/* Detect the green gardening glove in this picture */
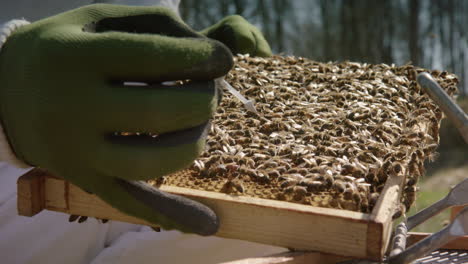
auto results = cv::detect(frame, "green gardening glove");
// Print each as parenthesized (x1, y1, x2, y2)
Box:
(0, 4, 234, 235)
(201, 15, 272, 57)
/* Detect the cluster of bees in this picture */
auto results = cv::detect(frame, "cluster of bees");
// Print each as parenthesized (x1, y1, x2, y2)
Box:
(155, 55, 458, 214)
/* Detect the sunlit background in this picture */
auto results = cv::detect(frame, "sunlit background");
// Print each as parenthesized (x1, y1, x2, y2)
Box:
(181, 0, 468, 232)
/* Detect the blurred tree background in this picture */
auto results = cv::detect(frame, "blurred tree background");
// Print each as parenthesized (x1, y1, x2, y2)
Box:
(181, 0, 468, 95)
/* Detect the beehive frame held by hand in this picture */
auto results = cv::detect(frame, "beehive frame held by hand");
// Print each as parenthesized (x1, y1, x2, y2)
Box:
(17, 166, 405, 261)
(17, 56, 458, 260)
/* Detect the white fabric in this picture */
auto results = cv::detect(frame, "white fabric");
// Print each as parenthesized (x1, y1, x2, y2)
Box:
(0, 163, 283, 263)
(0, 1, 285, 263)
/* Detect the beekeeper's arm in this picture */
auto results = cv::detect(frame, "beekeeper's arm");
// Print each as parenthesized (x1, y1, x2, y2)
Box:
(0, 4, 230, 235)
(0, 3, 271, 236)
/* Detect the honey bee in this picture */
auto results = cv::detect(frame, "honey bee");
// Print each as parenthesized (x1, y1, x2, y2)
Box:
(403, 187, 418, 211)
(193, 160, 205, 172)
(266, 169, 281, 179)
(243, 168, 256, 179)
(332, 180, 346, 193)
(395, 137, 419, 147)
(99, 218, 109, 224)
(151, 227, 161, 232)
(222, 180, 245, 194)
(256, 172, 271, 183)
(206, 139, 219, 147)
(236, 136, 250, 145)
(78, 216, 88, 223)
(214, 163, 227, 175)
(352, 192, 362, 204)
(153, 176, 166, 187)
(284, 186, 308, 201)
(204, 156, 219, 168)
(341, 164, 356, 175)
(275, 166, 288, 174)
(364, 170, 378, 183)
(245, 158, 256, 168)
(407, 131, 425, 139)
(296, 168, 309, 176)
(328, 198, 340, 208)
(433, 108, 443, 120)
(357, 182, 370, 193)
(323, 174, 334, 189)
(263, 160, 279, 169)
(423, 143, 438, 155)
(311, 174, 325, 181)
(299, 179, 324, 192)
(405, 117, 420, 128)
(343, 188, 354, 201)
(392, 204, 406, 220)
(360, 203, 369, 213)
(225, 163, 240, 172)
(369, 193, 380, 207)
(276, 192, 286, 201)
(238, 165, 249, 174)
(280, 179, 298, 189)
(392, 162, 403, 175)
(406, 175, 418, 186)
(68, 215, 79, 222)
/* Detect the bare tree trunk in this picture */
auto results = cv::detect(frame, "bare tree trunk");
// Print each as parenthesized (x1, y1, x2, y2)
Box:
(272, 0, 287, 52)
(409, 0, 421, 65)
(448, 0, 456, 72)
(233, 0, 246, 16)
(218, 0, 230, 17)
(320, 0, 331, 60)
(257, 0, 271, 45)
(339, 1, 348, 60)
(382, 0, 394, 64)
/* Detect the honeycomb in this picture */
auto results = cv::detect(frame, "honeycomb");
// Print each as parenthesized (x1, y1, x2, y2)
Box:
(149, 55, 459, 214)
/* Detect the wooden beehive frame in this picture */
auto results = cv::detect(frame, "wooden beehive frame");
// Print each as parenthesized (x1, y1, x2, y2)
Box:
(17, 165, 406, 261)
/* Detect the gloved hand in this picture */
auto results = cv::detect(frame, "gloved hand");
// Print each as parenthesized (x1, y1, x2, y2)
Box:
(0, 4, 233, 235)
(201, 15, 272, 57)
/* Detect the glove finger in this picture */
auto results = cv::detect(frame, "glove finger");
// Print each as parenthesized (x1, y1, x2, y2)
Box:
(78, 4, 187, 27)
(92, 11, 199, 39)
(47, 30, 233, 82)
(202, 15, 271, 57)
(93, 81, 218, 135)
(220, 26, 271, 57)
(94, 121, 211, 181)
(71, 171, 219, 235)
(115, 179, 219, 236)
(250, 27, 272, 57)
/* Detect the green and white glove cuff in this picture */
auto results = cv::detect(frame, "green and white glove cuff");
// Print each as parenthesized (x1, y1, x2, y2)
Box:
(1, 19, 30, 48)
(0, 19, 32, 168)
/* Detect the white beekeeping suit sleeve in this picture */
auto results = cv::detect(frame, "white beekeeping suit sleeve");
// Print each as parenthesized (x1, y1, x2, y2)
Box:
(90, 228, 283, 264)
(0, 162, 146, 264)
(0, 2, 144, 262)
(0, 1, 285, 263)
